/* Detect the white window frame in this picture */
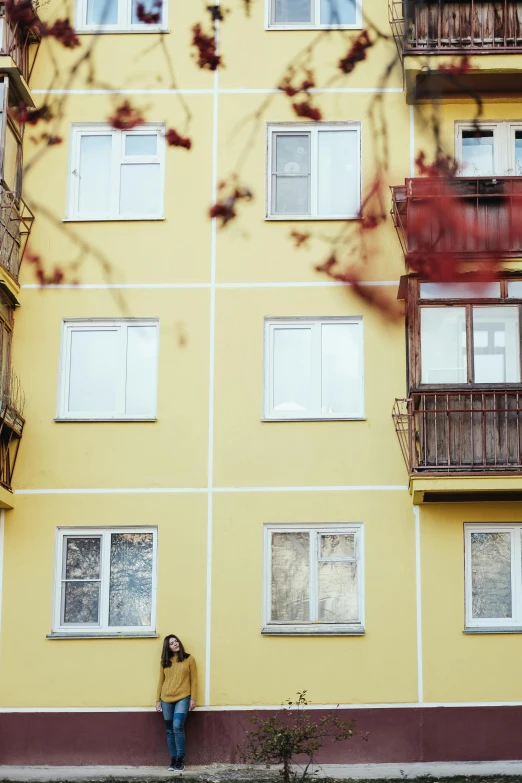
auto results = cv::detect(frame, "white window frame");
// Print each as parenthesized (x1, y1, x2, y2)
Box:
(263, 316, 364, 420)
(266, 0, 362, 29)
(262, 523, 364, 635)
(52, 526, 158, 636)
(266, 122, 361, 220)
(455, 121, 522, 176)
(66, 123, 165, 221)
(56, 318, 160, 421)
(75, 0, 168, 33)
(465, 523, 521, 630)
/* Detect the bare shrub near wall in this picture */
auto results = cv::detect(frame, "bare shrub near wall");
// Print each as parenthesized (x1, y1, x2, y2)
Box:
(239, 691, 364, 783)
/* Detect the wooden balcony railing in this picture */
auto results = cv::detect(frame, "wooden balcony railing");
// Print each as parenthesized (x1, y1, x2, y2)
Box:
(390, 0, 522, 55)
(0, 182, 34, 281)
(391, 177, 522, 261)
(0, 1, 41, 84)
(0, 400, 23, 490)
(393, 391, 522, 474)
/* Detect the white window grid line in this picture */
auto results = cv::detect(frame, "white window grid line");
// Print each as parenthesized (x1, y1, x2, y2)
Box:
(262, 523, 364, 633)
(266, 0, 362, 29)
(53, 527, 158, 634)
(464, 524, 521, 629)
(75, 0, 168, 32)
(266, 123, 361, 220)
(455, 121, 522, 177)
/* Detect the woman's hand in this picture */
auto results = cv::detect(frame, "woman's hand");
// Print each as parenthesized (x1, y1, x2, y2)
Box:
(155, 701, 162, 713)
(189, 699, 196, 711)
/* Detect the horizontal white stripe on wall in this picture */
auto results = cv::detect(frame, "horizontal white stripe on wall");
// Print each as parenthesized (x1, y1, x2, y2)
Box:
(15, 486, 408, 495)
(21, 281, 400, 290)
(31, 88, 403, 96)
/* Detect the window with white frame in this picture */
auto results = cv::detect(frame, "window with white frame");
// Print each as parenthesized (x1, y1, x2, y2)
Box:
(263, 524, 364, 634)
(57, 319, 159, 420)
(267, 0, 360, 28)
(52, 528, 157, 635)
(67, 125, 165, 220)
(75, 0, 166, 32)
(264, 317, 364, 419)
(267, 124, 361, 219)
(456, 122, 522, 176)
(464, 524, 522, 630)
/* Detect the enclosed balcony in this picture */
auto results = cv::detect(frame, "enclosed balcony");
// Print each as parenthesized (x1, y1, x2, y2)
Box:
(0, 182, 34, 283)
(0, 0, 40, 102)
(391, 176, 522, 263)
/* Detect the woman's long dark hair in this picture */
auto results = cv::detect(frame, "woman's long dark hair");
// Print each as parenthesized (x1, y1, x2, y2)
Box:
(161, 634, 190, 668)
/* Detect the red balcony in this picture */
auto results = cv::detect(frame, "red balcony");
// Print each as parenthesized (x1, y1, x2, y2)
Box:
(393, 391, 522, 475)
(391, 176, 522, 262)
(390, 0, 522, 55)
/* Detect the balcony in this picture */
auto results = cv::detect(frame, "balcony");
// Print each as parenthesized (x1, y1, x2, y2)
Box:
(0, 182, 34, 283)
(0, 0, 40, 105)
(391, 176, 522, 263)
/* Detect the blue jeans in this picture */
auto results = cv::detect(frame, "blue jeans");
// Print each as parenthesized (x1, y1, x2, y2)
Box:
(161, 696, 190, 759)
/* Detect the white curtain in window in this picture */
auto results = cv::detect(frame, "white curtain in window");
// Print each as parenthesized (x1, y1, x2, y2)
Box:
(78, 135, 112, 215)
(69, 329, 120, 413)
(317, 130, 358, 216)
(421, 307, 467, 383)
(125, 326, 158, 415)
(273, 327, 313, 412)
(321, 322, 359, 415)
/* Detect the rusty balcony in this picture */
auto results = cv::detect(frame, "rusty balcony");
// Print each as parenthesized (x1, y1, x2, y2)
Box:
(0, 182, 34, 282)
(0, 400, 23, 490)
(0, 0, 41, 86)
(391, 177, 522, 263)
(393, 391, 522, 476)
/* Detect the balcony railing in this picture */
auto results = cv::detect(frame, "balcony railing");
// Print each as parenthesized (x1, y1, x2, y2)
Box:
(391, 177, 522, 261)
(0, 1, 41, 84)
(393, 391, 522, 474)
(390, 0, 522, 55)
(0, 183, 34, 281)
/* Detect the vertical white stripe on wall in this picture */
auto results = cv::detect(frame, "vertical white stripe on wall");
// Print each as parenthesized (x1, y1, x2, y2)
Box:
(414, 505, 424, 704)
(205, 18, 220, 708)
(409, 105, 415, 178)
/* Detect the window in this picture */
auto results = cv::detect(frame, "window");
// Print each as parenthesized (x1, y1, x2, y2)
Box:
(267, 0, 361, 28)
(267, 124, 361, 219)
(52, 528, 157, 635)
(456, 122, 522, 176)
(67, 125, 165, 220)
(75, 0, 167, 32)
(263, 524, 364, 635)
(415, 280, 522, 386)
(57, 319, 159, 420)
(264, 317, 364, 420)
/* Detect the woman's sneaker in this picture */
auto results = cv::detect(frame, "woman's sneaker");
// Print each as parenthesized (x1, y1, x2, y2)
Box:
(175, 757, 185, 771)
(168, 758, 177, 771)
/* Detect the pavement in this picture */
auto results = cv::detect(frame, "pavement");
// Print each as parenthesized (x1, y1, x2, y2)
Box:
(2, 761, 522, 781)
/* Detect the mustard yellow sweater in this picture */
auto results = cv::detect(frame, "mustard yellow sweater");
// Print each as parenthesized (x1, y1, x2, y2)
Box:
(156, 656, 197, 703)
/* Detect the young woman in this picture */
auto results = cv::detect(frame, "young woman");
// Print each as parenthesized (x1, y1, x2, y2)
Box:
(156, 634, 197, 771)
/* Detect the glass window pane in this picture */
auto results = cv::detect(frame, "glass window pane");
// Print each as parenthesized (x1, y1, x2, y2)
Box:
(274, 0, 311, 23)
(65, 537, 101, 579)
(131, 0, 163, 24)
(320, 0, 356, 24)
(271, 532, 310, 622)
(318, 130, 359, 216)
(507, 281, 522, 298)
(68, 329, 120, 414)
(272, 327, 313, 413)
(515, 131, 522, 176)
(321, 322, 359, 415)
(63, 582, 100, 624)
(461, 130, 495, 176)
(109, 533, 154, 627)
(318, 562, 358, 622)
(420, 282, 501, 299)
(78, 136, 112, 215)
(472, 306, 520, 383)
(86, 0, 118, 24)
(273, 134, 310, 215)
(420, 308, 467, 384)
(274, 176, 310, 215)
(275, 134, 310, 174)
(125, 326, 158, 416)
(471, 532, 512, 619)
(320, 533, 355, 558)
(125, 134, 158, 156)
(120, 163, 161, 216)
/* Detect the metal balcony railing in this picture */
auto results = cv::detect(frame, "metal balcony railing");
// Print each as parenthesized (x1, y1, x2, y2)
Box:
(0, 399, 23, 490)
(389, 0, 522, 55)
(391, 177, 522, 261)
(0, 1, 41, 84)
(0, 182, 34, 281)
(393, 391, 522, 474)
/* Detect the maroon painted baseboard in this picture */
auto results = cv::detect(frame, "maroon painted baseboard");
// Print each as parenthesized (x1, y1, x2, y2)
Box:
(1, 706, 522, 766)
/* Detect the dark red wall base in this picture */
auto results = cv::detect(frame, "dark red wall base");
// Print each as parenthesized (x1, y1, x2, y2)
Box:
(2, 706, 522, 766)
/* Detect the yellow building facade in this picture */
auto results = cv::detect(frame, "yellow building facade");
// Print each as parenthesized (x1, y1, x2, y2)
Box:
(1, 0, 522, 766)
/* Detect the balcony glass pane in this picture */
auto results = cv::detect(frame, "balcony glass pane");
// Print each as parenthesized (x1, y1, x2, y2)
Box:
(320, 0, 356, 24)
(507, 280, 522, 298)
(109, 533, 153, 627)
(472, 306, 520, 383)
(420, 282, 500, 300)
(272, 326, 313, 413)
(86, 0, 118, 26)
(317, 130, 359, 216)
(78, 135, 112, 215)
(271, 533, 310, 622)
(516, 131, 522, 176)
(321, 322, 360, 415)
(274, 0, 311, 23)
(461, 130, 494, 176)
(471, 532, 512, 619)
(421, 307, 467, 384)
(125, 326, 157, 416)
(318, 562, 358, 622)
(68, 329, 120, 414)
